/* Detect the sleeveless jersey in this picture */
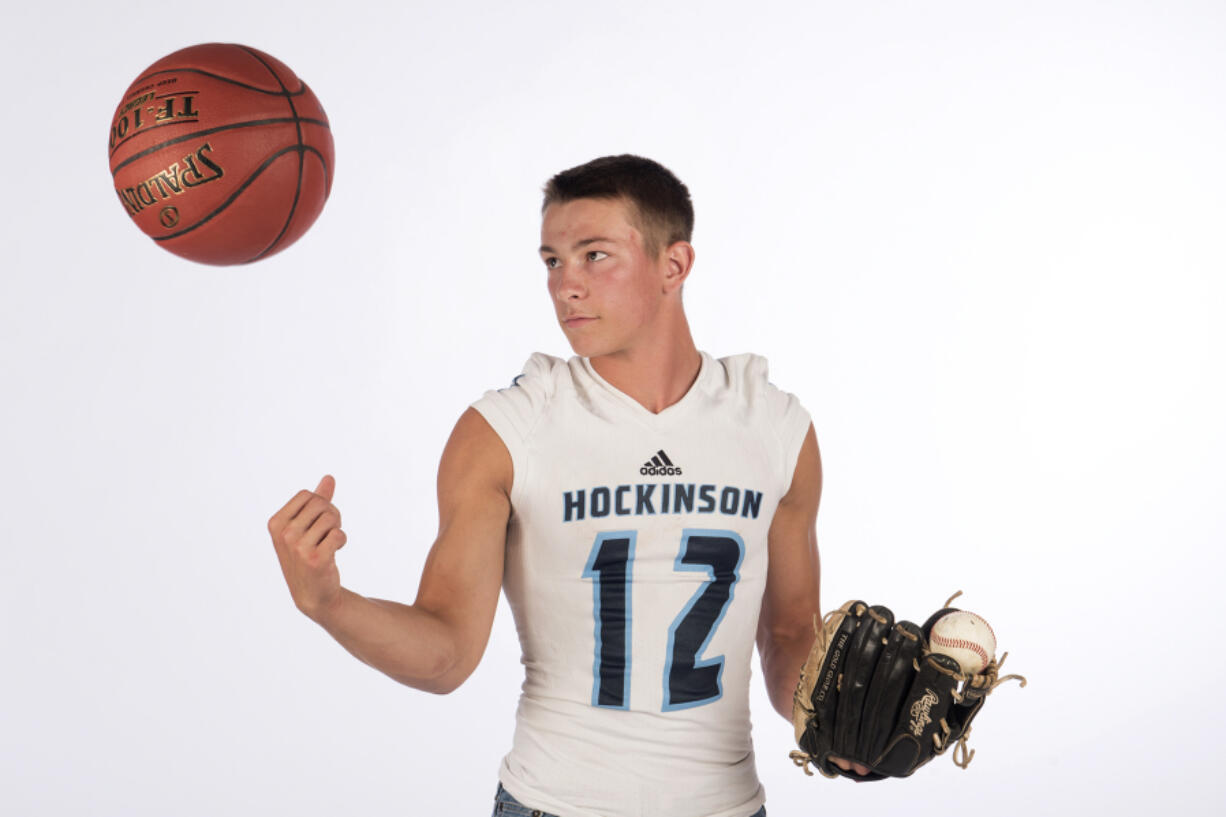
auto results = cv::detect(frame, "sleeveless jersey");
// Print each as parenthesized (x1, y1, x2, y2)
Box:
(471, 351, 811, 817)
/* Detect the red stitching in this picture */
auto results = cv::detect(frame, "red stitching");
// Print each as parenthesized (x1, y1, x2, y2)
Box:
(931, 633, 990, 670)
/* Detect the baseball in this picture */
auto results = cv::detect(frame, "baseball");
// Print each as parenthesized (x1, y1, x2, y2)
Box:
(929, 611, 996, 675)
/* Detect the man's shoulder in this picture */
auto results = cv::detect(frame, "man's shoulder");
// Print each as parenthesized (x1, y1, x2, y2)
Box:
(470, 352, 576, 444)
(706, 351, 808, 416)
(708, 351, 779, 395)
(495, 352, 577, 398)
(711, 351, 770, 380)
(517, 351, 572, 382)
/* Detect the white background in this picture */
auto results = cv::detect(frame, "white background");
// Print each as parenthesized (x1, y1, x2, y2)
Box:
(2, 1, 1223, 815)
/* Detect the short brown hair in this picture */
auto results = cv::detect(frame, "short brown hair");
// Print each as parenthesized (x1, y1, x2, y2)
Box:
(542, 155, 694, 258)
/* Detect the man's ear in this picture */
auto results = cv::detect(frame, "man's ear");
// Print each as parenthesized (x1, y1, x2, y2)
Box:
(661, 240, 695, 293)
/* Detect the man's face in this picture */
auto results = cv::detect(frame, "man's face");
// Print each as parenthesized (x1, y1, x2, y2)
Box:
(540, 197, 666, 359)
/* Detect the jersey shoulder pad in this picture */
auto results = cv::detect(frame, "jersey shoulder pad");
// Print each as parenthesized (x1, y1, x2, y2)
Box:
(470, 352, 566, 447)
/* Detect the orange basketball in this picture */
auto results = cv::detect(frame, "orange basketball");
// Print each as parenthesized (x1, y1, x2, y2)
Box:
(108, 43, 335, 265)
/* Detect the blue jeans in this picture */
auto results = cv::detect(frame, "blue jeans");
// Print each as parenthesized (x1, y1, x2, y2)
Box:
(492, 783, 766, 817)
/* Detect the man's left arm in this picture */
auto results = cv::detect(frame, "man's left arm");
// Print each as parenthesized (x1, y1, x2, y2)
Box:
(757, 423, 822, 720)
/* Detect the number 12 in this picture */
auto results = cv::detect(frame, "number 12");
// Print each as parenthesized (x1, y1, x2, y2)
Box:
(582, 528, 744, 712)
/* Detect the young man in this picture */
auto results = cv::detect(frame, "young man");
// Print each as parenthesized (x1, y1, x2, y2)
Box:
(268, 156, 840, 816)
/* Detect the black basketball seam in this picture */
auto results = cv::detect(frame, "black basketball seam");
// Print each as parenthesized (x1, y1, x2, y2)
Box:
(123, 67, 306, 98)
(152, 144, 327, 244)
(251, 148, 335, 264)
(239, 45, 308, 263)
(110, 117, 330, 173)
(111, 61, 311, 158)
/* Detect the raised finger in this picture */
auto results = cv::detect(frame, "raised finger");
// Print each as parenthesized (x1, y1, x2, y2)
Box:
(268, 489, 316, 534)
(279, 496, 332, 548)
(294, 493, 338, 529)
(301, 507, 342, 550)
(293, 494, 342, 530)
(320, 527, 347, 558)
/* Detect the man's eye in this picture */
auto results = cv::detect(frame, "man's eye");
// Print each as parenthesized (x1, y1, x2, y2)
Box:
(587, 251, 608, 262)
(544, 257, 560, 269)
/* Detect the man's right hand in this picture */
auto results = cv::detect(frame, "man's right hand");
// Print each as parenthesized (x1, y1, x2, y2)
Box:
(831, 757, 872, 779)
(267, 474, 348, 621)
(262, 410, 511, 694)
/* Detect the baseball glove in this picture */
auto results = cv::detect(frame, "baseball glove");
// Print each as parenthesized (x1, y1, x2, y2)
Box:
(789, 592, 1025, 781)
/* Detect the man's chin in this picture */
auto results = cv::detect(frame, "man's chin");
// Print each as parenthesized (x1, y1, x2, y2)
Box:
(564, 337, 608, 359)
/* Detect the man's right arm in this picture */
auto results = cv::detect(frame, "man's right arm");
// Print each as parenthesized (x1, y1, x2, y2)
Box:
(267, 407, 512, 694)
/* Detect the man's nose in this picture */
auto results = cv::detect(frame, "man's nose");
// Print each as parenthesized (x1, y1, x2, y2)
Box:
(553, 265, 586, 300)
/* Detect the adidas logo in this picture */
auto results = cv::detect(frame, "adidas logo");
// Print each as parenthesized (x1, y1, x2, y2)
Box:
(640, 449, 683, 476)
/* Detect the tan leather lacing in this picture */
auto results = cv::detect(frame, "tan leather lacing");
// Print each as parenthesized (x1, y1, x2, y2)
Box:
(952, 729, 975, 769)
(931, 592, 1026, 769)
(788, 750, 838, 779)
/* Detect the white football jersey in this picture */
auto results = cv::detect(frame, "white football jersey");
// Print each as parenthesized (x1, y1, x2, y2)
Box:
(471, 351, 811, 817)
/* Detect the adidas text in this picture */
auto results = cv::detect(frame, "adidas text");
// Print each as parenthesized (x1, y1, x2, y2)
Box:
(640, 465, 683, 476)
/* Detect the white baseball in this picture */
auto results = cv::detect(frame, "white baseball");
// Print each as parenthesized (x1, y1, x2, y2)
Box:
(929, 611, 996, 675)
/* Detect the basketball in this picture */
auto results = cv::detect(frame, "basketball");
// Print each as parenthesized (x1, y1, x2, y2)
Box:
(107, 43, 334, 265)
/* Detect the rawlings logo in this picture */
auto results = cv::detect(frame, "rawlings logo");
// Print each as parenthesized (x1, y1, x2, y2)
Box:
(909, 688, 939, 736)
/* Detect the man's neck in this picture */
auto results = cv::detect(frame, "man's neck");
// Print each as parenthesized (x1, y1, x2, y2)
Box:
(589, 332, 702, 415)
